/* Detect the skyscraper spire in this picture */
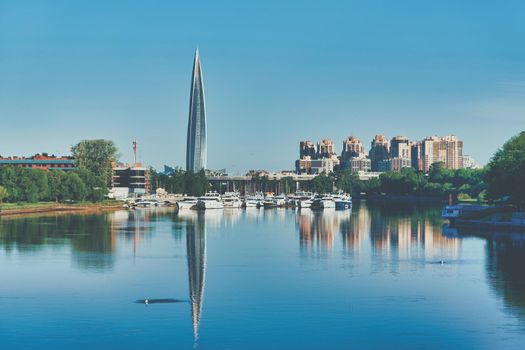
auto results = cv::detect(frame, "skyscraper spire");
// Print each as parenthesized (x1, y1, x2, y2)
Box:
(186, 48, 207, 172)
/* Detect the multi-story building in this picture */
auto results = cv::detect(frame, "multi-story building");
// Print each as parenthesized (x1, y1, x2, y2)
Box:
(299, 140, 317, 159)
(419, 135, 465, 172)
(421, 136, 446, 172)
(442, 135, 463, 169)
(112, 163, 150, 197)
(295, 156, 337, 175)
(348, 156, 371, 173)
(0, 153, 76, 171)
(186, 49, 207, 172)
(462, 155, 481, 169)
(369, 135, 390, 172)
(342, 136, 365, 162)
(390, 136, 410, 159)
(317, 139, 336, 158)
(378, 157, 412, 172)
(296, 139, 340, 174)
(410, 141, 423, 171)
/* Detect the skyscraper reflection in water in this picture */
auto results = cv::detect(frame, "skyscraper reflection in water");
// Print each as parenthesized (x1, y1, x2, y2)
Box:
(186, 212, 206, 340)
(297, 203, 460, 262)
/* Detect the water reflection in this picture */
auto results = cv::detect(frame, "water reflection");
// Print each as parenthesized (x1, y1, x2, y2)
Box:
(297, 209, 351, 255)
(184, 212, 206, 340)
(297, 203, 460, 262)
(486, 234, 525, 320)
(446, 226, 525, 320)
(2, 205, 525, 345)
(0, 208, 178, 271)
(0, 214, 117, 270)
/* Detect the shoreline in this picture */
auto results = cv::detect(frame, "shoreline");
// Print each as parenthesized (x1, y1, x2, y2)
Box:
(360, 194, 447, 204)
(0, 202, 124, 218)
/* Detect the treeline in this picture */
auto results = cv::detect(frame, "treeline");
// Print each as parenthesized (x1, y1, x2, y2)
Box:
(485, 131, 525, 209)
(308, 164, 486, 200)
(376, 165, 486, 199)
(150, 168, 210, 196)
(0, 139, 118, 204)
(0, 167, 106, 203)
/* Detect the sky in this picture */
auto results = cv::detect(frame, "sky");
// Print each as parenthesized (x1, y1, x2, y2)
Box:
(1, 0, 524, 173)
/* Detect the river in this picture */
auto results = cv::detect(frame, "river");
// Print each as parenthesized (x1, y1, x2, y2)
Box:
(1, 202, 524, 349)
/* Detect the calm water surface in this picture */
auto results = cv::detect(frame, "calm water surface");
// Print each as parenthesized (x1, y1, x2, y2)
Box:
(1, 203, 525, 349)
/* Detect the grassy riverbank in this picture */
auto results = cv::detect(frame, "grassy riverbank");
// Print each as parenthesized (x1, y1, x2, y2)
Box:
(0, 200, 123, 217)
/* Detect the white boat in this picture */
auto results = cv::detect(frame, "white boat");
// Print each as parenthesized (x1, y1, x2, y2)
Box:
(133, 200, 159, 208)
(311, 194, 335, 210)
(299, 199, 313, 208)
(262, 194, 277, 209)
(274, 194, 287, 207)
(222, 192, 242, 208)
(195, 192, 224, 210)
(333, 193, 352, 210)
(294, 191, 314, 208)
(320, 194, 336, 209)
(177, 196, 198, 210)
(244, 194, 260, 208)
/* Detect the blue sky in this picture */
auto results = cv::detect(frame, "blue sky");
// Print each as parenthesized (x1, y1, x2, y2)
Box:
(1, 0, 524, 173)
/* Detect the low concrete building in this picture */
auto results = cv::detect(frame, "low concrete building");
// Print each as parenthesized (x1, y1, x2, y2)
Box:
(0, 153, 76, 171)
(112, 163, 150, 197)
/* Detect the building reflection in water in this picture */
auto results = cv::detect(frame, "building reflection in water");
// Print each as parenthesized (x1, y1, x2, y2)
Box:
(297, 203, 460, 262)
(185, 212, 206, 341)
(340, 206, 369, 251)
(297, 209, 352, 255)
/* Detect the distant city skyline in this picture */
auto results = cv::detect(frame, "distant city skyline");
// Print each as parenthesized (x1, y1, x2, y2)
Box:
(1, 1, 524, 173)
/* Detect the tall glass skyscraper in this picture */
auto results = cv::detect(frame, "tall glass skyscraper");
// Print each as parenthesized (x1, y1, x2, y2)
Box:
(186, 49, 207, 172)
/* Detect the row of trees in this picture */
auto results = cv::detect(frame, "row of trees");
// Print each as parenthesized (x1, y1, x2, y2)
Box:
(0, 167, 107, 203)
(0, 139, 118, 204)
(309, 164, 486, 199)
(150, 168, 210, 196)
(376, 165, 486, 198)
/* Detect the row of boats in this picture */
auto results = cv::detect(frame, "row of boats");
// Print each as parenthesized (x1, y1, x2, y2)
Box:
(177, 191, 352, 210)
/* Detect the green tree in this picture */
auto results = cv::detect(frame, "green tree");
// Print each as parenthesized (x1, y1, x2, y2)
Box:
(334, 170, 360, 195)
(365, 177, 382, 195)
(71, 139, 118, 186)
(485, 131, 525, 208)
(0, 185, 8, 212)
(76, 169, 106, 201)
(47, 171, 67, 202)
(64, 172, 88, 201)
(0, 166, 20, 202)
(310, 172, 333, 193)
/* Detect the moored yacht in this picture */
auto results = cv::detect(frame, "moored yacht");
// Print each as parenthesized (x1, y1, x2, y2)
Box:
(195, 192, 224, 210)
(274, 194, 286, 207)
(333, 193, 352, 210)
(262, 194, 277, 209)
(294, 191, 314, 209)
(244, 194, 262, 208)
(177, 196, 198, 210)
(132, 199, 159, 208)
(222, 192, 242, 208)
(311, 194, 335, 210)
